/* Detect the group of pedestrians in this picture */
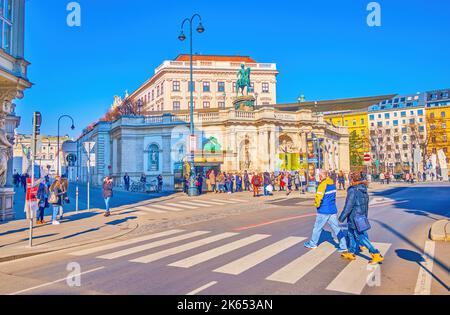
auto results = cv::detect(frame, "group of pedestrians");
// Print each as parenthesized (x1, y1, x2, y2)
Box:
(13, 171, 30, 192)
(188, 170, 311, 197)
(304, 170, 384, 264)
(27, 175, 69, 225)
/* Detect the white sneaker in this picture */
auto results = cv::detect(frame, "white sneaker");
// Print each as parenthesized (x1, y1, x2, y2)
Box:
(52, 221, 60, 225)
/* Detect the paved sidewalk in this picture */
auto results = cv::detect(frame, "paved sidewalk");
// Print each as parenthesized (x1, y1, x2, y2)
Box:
(0, 208, 139, 262)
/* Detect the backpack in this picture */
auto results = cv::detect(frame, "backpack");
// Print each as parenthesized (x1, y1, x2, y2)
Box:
(253, 176, 261, 186)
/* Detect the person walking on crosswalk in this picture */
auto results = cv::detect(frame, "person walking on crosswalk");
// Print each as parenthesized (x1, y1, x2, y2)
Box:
(304, 170, 349, 254)
(339, 172, 384, 264)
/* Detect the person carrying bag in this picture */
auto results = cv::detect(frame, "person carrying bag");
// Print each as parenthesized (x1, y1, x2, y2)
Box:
(339, 172, 384, 264)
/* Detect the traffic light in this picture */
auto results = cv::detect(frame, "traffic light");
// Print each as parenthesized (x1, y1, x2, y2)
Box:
(33, 112, 42, 136)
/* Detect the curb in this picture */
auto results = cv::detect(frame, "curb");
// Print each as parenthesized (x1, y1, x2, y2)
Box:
(430, 219, 450, 242)
(0, 222, 139, 263)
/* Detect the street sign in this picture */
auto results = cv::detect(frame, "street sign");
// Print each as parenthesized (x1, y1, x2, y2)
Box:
(83, 141, 96, 153)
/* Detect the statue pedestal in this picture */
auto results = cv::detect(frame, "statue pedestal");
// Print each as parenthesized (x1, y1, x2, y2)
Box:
(0, 187, 14, 221)
(233, 95, 256, 111)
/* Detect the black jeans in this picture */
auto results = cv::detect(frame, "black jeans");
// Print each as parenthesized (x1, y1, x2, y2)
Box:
(38, 207, 45, 221)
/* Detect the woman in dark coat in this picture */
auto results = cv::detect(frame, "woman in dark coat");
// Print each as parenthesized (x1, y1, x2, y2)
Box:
(102, 176, 113, 217)
(339, 172, 384, 264)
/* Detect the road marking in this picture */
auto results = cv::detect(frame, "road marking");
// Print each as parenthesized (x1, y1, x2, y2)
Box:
(178, 201, 210, 207)
(186, 281, 218, 295)
(234, 214, 317, 231)
(414, 241, 436, 295)
(151, 204, 185, 211)
(215, 200, 240, 204)
(135, 206, 166, 213)
(97, 231, 210, 260)
(9, 267, 105, 295)
(164, 203, 199, 209)
(191, 200, 226, 206)
(228, 198, 245, 202)
(213, 236, 305, 275)
(266, 241, 336, 284)
(70, 229, 184, 256)
(169, 234, 270, 268)
(326, 242, 391, 295)
(130, 232, 239, 264)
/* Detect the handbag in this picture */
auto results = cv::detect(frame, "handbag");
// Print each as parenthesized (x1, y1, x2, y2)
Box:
(64, 196, 70, 204)
(48, 192, 58, 204)
(354, 213, 371, 233)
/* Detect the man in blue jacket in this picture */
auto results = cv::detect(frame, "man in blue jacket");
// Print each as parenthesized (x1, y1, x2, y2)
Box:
(304, 170, 348, 253)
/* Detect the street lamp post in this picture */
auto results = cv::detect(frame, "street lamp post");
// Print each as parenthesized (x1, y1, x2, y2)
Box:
(57, 115, 75, 176)
(179, 13, 205, 197)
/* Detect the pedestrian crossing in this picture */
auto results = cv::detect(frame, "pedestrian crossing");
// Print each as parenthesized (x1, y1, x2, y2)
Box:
(69, 229, 392, 295)
(122, 198, 246, 215)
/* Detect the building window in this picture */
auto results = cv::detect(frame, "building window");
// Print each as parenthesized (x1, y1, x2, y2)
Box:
(151, 90, 155, 100)
(218, 101, 225, 109)
(431, 136, 436, 143)
(393, 120, 399, 126)
(443, 135, 448, 142)
(430, 124, 436, 130)
(173, 101, 180, 111)
(377, 122, 382, 127)
(402, 127, 407, 134)
(203, 81, 210, 92)
(385, 113, 390, 119)
(344, 120, 349, 126)
(401, 111, 406, 117)
(443, 92, 449, 98)
(262, 82, 269, 93)
(218, 82, 225, 92)
(418, 109, 424, 115)
(409, 118, 415, 124)
(360, 118, 365, 125)
(148, 144, 160, 171)
(188, 81, 195, 92)
(369, 115, 375, 120)
(441, 111, 446, 118)
(442, 123, 447, 129)
(430, 112, 435, 119)
(352, 119, 356, 126)
(188, 101, 195, 109)
(203, 101, 210, 109)
(173, 81, 180, 91)
(156, 85, 160, 97)
(0, 0, 12, 54)
(419, 126, 425, 132)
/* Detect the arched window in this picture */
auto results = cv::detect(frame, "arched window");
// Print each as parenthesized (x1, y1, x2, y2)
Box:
(148, 144, 160, 171)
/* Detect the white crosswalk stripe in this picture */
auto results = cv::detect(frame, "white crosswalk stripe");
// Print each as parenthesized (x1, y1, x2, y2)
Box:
(130, 232, 239, 264)
(134, 206, 166, 214)
(69, 229, 185, 256)
(97, 231, 211, 260)
(213, 236, 306, 275)
(266, 242, 336, 284)
(177, 201, 211, 207)
(151, 204, 185, 211)
(169, 234, 270, 268)
(214, 200, 241, 204)
(164, 203, 199, 209)
(326, 242, 391, 294)
(191, 200, 226, 206)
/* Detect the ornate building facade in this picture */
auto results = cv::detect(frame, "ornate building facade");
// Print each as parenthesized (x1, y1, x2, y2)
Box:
(0, 0, 31, 220)
(77, 106, 350, 190)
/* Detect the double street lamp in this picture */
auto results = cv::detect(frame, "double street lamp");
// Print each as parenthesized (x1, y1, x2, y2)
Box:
(178, 13, 205, 196)
(57, 115, 75, 176)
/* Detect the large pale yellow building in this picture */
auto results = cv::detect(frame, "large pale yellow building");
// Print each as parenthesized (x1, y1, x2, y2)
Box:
(128, 55, 278, 114)
(425, 89, 450, 173)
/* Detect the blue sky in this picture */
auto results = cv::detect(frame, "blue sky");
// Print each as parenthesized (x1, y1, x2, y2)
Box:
(16, 0, 450, 137)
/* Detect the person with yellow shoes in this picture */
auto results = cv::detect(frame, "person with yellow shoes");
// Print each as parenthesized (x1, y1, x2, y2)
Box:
(338, 172, 384, 264)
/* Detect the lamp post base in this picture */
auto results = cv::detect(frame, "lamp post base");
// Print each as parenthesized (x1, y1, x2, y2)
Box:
(187, 178, 199, 197)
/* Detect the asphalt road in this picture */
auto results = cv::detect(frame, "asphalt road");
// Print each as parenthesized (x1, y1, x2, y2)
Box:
(1, 184, 449, 295)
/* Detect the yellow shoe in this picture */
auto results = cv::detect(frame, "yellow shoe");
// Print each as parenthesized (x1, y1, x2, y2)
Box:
(370, 253, 384, 264)
(341, 252, 356, 261)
